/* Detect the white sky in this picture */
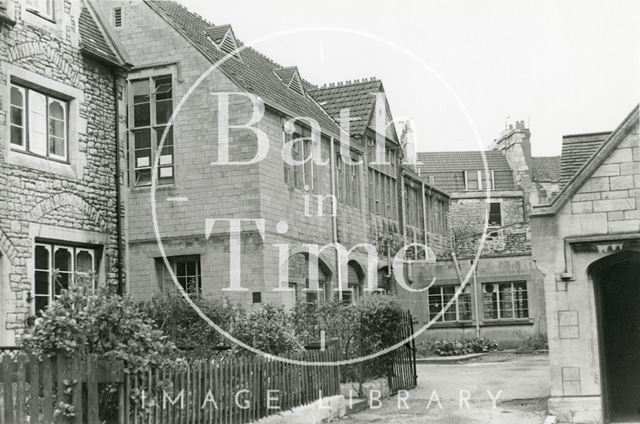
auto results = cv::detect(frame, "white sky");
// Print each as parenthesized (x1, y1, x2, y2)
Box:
(181, 0, 640, 156)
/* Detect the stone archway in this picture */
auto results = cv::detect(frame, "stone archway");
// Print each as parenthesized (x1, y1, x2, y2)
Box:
(345, 260, 364, 304)
(287, 252, 332, 304)
(589, 251, 640, 422)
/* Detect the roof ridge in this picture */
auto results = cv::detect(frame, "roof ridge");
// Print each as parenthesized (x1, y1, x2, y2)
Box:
(311, 77, 380, 90)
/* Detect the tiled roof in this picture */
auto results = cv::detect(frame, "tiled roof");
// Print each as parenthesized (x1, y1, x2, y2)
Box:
(531, 156, 561, 183)
(145, 1, 341, 137)
(415, 151, 516, 192)
(307, 79, 383, 136)
(415, 151, 513, 173)
(79, 4, 122, 67)
(559, 132, 610, 187)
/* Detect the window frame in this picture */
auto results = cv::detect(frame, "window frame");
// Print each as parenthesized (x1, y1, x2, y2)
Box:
(482, 281, 529, 321)
(9, 82, 69, 162)
(160, 255, 202, 296)
(427, 284, 473, 323)
(128, 74, 175, 187)
(488, 201, 502, 227)
(33, 242, 97, 314)
(25, 0, 54, 21)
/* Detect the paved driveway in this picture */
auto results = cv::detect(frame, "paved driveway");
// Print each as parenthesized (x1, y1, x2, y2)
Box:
(343, 353, 550, 424)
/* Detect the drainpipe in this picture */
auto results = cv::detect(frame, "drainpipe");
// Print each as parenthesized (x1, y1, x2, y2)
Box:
(401, 173, 411, 282)
(472, 259, 480, 338)
(113, 74, 125, 295)
(421, 181, 428, 248)
(329, 138, 342, 297)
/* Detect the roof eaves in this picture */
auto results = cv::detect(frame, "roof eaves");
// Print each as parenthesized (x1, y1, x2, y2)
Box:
(532, 104, 639, 216)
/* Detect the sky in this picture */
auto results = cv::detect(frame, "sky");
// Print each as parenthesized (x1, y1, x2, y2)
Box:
(180, 0, 640, 156)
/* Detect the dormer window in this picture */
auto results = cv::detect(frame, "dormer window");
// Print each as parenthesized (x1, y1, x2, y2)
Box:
(274, 67, 305, 96)
(464, 170, 494, 190)
(205, 25, 240, 59)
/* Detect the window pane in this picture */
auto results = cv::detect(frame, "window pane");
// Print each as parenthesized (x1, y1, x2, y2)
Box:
(28, 90, 47, 156)
(76, 250, 94, 274)
(135, 169, 152, 186)
(49, 100, 64, 120)
(11, 126, 24, 147)
(35, 245, 50, 270)
(499, 283, 514, 319)
(156, 100, 172, 125)
(10, 107, 23, 127)
(154, 76, 172, 100)
(54, 247, 72, 272)
(134, 103, 150, 127)
(49, 136, 65, 158)
(134, 129, 151, 149)
(35, 297, 48, 314)
(132, 79, 150, 104)
(483, 284, 498, 319)
(10, 86, 24, 107)
(35, 271, 49, 295)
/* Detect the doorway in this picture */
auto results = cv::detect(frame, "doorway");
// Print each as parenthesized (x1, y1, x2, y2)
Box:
(594, 254, 640, 422)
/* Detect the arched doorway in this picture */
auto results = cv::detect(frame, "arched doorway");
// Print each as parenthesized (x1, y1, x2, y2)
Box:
(344, 261, 364, 304)
(590, 251, 640, 422)
(287, 253, 331, 305)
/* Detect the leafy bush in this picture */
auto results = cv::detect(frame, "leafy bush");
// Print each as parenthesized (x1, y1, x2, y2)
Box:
(233, 304, 304, 355)
(141, 292, 243, 358)
(419, 337, 501, 357)
(21, 281, 175, 372)
(516, 333, 548, 354)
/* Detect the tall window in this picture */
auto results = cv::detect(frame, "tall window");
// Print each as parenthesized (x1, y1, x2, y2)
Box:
(130, 75, 174, 186)
(336, 152, 361, 208)
(34, 243, 96, 313)
(488, 202, 502, 226)
(10, 84, 67, 161)
(428, 285, 472, 322)
(483, 282, 528, 320)
(25, 0, 54, 20)
(283, 125, 316, 191)
(160, 256, 201, 295)
(368, 168, 396, 219)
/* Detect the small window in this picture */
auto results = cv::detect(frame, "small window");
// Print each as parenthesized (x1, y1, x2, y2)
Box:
(305, 279, 326, 305)
(160, 256, 201, 296)
(488, 202, 502, 227)
(252, 292, 262, 303)
(114, 7, 122, 27)
(34, 243, 97, 314)
(483, 282, 528, 320)
(464, 170, 481, 190)
(10, 84, 68, 161)
(25, 0, 54, 20)
(428, 285, 472, 322)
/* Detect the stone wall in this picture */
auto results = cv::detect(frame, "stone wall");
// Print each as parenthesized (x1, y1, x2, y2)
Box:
(0, 0, 124, 344)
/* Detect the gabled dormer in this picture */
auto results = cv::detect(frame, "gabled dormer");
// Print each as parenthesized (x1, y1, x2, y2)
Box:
(274, 66, 305, 96)
(205, 24, 240, 59)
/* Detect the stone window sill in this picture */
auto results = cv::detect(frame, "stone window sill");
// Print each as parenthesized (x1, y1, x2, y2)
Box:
(5, 150, 77, 179)
(480, 318, 534, 327)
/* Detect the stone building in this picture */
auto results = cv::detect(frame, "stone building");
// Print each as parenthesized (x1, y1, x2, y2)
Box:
(413, 122, 551, 345)
(0, 0, 129, 345)
(92, 1, 451, 308)
(531, 105, 640, 423)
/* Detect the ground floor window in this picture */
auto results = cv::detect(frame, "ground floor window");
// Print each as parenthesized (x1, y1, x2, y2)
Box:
(304, 279, 326, 305)
(160, 255, 201, 296)
(34, 243, 96, 313)
(428, 285, 472, 322)
(483, 281, 528, 320)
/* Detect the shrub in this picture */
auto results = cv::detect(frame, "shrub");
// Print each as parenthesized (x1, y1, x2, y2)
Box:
(21, 281, 175, 372)
(419, 337, 501, 357)
(141, 292, 243, 358)
(233, 304, 303, 355)
(516, 333, 548, 354)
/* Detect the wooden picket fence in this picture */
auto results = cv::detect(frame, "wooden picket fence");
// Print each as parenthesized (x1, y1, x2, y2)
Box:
(0, 348, 341, 424)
